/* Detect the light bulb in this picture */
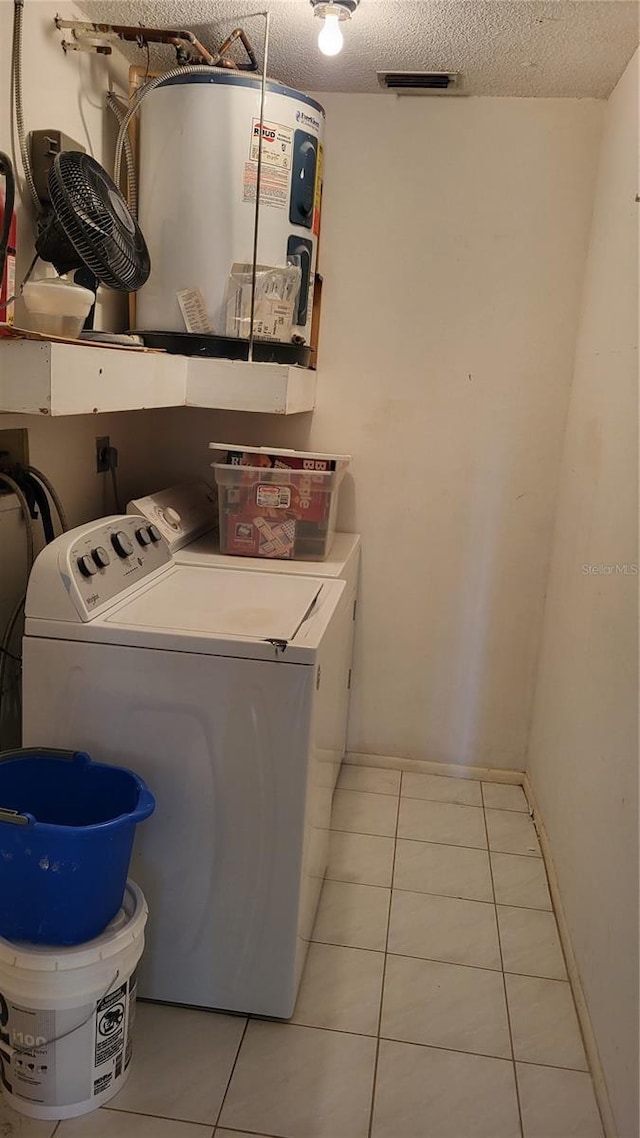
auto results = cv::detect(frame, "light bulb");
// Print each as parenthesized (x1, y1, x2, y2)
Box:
(318, 12, 344, 56)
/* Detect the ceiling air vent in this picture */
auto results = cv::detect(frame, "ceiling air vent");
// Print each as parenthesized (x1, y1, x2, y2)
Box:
(377, 71, 463, 96)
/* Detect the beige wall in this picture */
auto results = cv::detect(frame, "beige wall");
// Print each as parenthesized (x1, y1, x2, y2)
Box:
(157, 94, 605, 771)
(527, 51, 639, 1138)
(314, 95, 605, 770)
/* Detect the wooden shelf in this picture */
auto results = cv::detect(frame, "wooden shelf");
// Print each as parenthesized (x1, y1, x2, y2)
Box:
(0, 340, 186, 416)
(0, 340, 317, 417)
(186, 358, 316, 415)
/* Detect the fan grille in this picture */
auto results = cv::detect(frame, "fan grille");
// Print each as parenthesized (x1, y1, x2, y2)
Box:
(48, 153, 150, 291)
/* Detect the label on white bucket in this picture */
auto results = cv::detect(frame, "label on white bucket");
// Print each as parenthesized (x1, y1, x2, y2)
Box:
(0, 972, 137, 1109)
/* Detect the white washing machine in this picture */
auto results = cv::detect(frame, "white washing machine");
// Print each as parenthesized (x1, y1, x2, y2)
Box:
(22, 514, 347, 1018)
(128, 479, 360, 789)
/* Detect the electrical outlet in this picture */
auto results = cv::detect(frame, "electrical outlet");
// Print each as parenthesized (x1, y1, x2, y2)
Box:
(0, 429, 29, 485)
(96, 436, 110, 473)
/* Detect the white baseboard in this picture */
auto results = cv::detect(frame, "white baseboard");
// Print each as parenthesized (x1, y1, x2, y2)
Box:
(523, 773, 617, 1138)
(346, 751, 525, 785)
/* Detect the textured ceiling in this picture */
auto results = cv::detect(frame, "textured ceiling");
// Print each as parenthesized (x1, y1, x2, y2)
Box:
(77, 0, 639, 97)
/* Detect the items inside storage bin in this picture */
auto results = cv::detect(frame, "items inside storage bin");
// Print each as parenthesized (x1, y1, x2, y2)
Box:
(210, 443, 351, 561)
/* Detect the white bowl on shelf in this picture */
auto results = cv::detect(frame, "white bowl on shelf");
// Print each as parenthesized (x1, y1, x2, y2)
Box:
(22, 278, 95, 339)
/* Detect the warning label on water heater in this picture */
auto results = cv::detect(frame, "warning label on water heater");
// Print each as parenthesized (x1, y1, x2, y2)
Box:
(243, 164, 289, 209)
(243, 119, 293, 209)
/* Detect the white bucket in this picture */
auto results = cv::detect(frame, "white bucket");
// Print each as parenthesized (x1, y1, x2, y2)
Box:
(0, 880, 147, 1120)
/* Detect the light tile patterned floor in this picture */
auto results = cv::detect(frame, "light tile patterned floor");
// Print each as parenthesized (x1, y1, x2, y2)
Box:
(0, 768, 604, 1138)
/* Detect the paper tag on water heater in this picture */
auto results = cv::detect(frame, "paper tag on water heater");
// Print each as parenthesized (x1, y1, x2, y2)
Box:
(177, 289, 213, 334)
(249, 120, 293, 170)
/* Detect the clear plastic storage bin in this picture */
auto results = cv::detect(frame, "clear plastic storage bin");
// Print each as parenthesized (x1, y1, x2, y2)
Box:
(211, 445, 350, 561)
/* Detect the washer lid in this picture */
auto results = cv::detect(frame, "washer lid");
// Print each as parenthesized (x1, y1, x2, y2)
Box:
(105, 566, 323, 643)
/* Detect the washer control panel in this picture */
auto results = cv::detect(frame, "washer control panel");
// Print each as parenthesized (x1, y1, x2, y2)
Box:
(127, 480, 217, 552)
(25, 515, 173, 623)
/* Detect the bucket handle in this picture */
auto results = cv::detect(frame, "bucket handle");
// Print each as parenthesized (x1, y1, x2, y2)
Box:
(0, 750, 89, 827)
(0, 970, 121, 1059)
(0, 747, 90, 766)
(0, 807, 35, 827)
(0, 751, 154, 825)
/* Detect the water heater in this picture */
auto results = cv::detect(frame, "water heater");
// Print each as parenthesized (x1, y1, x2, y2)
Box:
(136, 72, 325, 353)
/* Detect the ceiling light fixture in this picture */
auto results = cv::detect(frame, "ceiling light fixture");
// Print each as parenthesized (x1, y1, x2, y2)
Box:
(311, 0, 359, 57)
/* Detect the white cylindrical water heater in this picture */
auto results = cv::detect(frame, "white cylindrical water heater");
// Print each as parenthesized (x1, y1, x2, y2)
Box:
(136, 72, 325, 348)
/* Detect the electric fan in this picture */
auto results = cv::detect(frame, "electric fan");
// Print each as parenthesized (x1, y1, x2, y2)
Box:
(35, 152, 150, 292)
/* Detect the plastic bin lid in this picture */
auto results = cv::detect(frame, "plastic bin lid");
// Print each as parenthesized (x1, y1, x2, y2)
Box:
(0, 880, 148, 971)
(209, 442, 351, 466)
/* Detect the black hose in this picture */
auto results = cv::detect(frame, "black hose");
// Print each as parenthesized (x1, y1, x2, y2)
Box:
(27, 465, 69, 532)
(18, 469, 55, 543)
(0, 152, 15, 301)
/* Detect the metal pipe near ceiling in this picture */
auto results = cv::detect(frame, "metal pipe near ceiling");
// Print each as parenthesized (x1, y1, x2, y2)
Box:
(54, 19, 218, 65)
(54, 18, 259, 71)
(217, 27, 259, 70)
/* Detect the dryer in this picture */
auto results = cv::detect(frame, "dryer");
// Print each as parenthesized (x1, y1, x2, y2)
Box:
(22, 515, 347, 1018)
(128, 479, 360, 788)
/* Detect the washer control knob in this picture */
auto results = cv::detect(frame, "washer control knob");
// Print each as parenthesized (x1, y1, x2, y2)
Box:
(77, 554, 97, 577)
(135, 527, 152, 547)
(92, 546, 110, 569)
(111, 530, 134, 558)
(148, 525, 162, 543)
(163, 507, 182, 528)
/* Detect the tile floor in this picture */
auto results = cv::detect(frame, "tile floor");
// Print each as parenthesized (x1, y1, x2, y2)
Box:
(0, 767, 605, 1138)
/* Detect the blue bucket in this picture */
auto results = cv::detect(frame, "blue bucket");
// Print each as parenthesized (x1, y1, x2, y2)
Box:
(0, 748, 155, 945)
